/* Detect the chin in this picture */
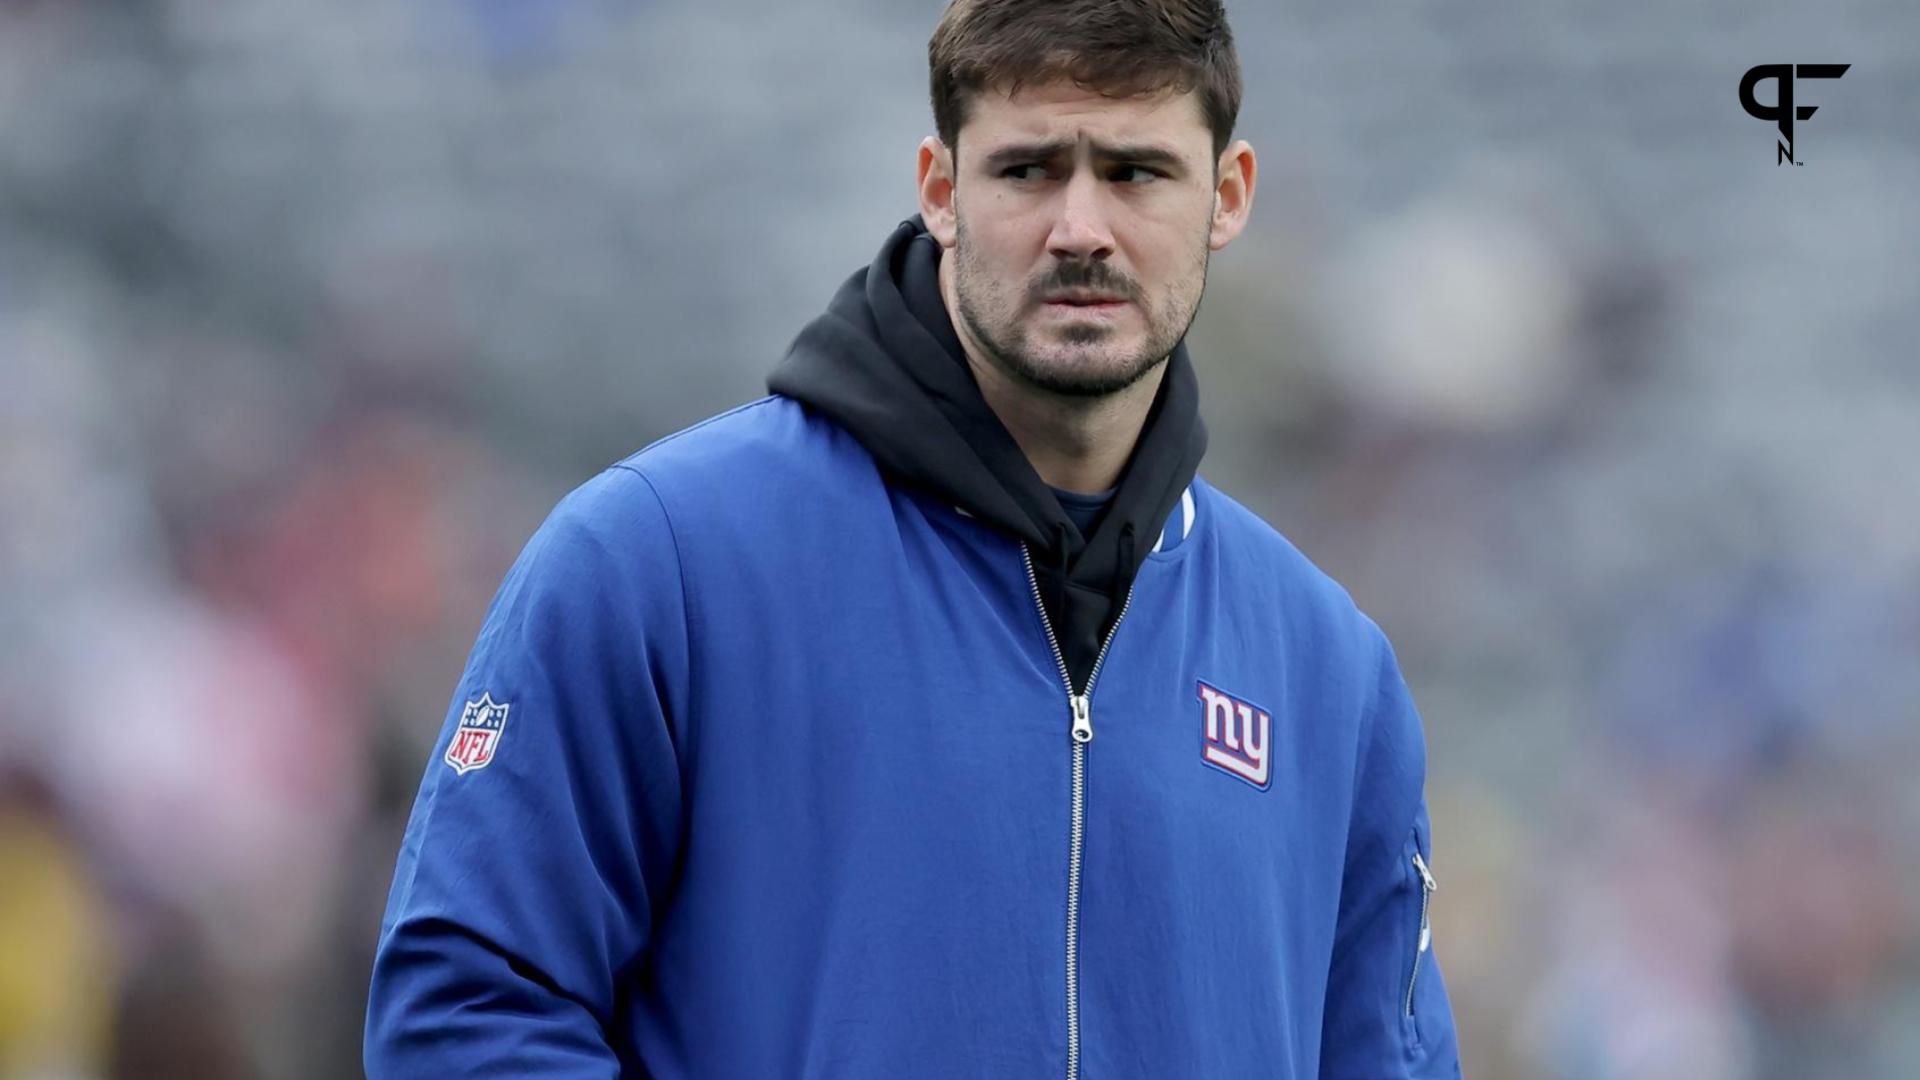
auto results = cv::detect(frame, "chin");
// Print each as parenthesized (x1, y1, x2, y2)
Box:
(1016, 347, 1162, 398)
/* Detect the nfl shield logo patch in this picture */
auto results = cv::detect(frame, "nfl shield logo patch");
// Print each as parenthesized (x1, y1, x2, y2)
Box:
(445, 693, 510, 775)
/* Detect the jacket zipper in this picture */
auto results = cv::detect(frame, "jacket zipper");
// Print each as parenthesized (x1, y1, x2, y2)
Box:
(1406, 850, 1437, 1017)
(1021, 544, 1137, 1080)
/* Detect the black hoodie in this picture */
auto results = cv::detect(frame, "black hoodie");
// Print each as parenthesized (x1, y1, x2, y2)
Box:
(767, 216, 1208, 691)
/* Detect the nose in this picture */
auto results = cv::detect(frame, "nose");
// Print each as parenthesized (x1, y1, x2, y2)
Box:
(1046, 170, 1116, 263)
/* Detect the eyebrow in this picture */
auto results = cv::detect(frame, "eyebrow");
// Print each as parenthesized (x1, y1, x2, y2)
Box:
(979, 138, 1191, 174)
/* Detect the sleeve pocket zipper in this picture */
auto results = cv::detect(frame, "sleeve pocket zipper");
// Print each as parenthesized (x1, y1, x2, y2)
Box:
(1405, 850, 1437, 1018)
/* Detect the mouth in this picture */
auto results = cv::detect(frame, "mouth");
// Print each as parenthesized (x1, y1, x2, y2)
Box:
(1041, 292, 1129, 310)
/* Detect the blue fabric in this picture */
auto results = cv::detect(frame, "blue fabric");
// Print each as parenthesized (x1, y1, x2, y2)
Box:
(1049, 483, 1116, 539)
(365, 396, 1463, 1079)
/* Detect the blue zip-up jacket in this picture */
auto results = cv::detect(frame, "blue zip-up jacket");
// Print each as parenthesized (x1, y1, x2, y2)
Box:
(367, 222, 1462, 1079)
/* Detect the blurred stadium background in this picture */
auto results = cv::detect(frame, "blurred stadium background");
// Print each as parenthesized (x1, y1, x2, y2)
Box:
(3, 1, 1918, 1077)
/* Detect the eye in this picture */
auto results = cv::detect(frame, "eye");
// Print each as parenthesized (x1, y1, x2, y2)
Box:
(1110, 165, 1165, 184)
(1000, 163, 1049, 182)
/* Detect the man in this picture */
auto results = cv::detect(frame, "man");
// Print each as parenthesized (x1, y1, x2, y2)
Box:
(365, 1, 1464, 1077)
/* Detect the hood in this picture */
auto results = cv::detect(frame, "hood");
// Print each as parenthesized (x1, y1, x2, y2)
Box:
(767, 215, 1207, 689)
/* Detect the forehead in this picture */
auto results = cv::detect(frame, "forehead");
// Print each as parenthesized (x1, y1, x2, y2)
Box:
(961, 80, 1209, 155)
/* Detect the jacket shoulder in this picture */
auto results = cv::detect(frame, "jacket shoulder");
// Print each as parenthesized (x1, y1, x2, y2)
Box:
(612, 396, 871, 508)
(1192, 476, 1389, 651)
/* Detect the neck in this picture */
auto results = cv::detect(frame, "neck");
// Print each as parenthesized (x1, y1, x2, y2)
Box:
(941, 259, 1165, 495)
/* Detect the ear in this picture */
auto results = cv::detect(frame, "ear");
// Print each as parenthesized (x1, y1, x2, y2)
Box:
(917, 136, 959, 248)
(1208, 139, 1257, 251)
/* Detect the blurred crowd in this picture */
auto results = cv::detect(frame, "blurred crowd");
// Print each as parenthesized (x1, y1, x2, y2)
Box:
(3, 2, 1917, 1078)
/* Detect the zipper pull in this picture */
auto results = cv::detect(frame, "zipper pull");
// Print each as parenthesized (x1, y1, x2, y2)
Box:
(1412, 850, 1437, 894)
(1412, 851, 1436, 953)
(1070, 694, 1093, 744)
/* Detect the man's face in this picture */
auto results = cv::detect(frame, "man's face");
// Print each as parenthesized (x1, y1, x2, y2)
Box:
(941, 82, 1220, 398)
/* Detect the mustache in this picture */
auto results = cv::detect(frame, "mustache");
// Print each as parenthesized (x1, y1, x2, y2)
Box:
(1028, 261, 1138, 302)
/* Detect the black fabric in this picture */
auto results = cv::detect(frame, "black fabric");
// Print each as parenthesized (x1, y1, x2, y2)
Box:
(766, 215, 1207, 692)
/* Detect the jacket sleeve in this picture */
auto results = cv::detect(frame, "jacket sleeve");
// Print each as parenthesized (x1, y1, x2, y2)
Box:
(1319, 623, 1464, 1080)
(365, 465, 690, 1078)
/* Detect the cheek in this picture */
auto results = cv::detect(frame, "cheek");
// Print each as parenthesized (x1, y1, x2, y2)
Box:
(1144, 224, 1210, 287)
(962, 235, 1037, 302)
(967, 200, 1048, 252)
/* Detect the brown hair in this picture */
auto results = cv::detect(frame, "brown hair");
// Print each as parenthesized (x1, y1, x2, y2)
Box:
(928, 0, 1243, 161)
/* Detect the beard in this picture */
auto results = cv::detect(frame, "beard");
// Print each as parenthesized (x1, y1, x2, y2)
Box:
(950, 210, 1210, 399)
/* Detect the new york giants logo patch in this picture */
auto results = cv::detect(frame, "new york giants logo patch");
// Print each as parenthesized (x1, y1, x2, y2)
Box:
(445, 693, 510, 775)
(1197, 680, 1272, 789)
